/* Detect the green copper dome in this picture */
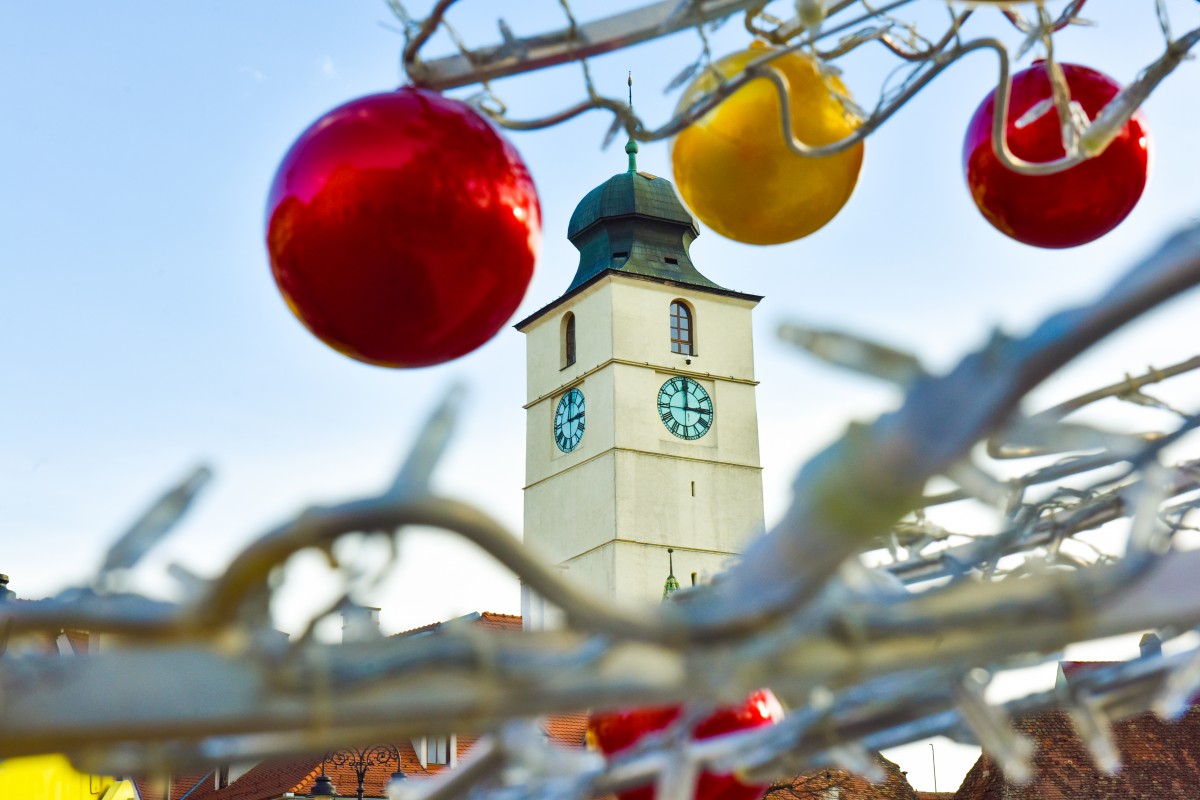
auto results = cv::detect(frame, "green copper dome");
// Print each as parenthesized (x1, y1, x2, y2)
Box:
(567, 170, 697, 239)
(564, 152, 726, 293)
(512, 144, 762, 334)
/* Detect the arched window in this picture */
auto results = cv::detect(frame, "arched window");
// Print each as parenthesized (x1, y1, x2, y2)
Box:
(562, 312, 576, 368)
(670, 301, 694, 355)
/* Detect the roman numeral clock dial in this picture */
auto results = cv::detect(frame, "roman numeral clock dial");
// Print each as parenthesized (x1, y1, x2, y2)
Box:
(657, 376, 713, 440)
(553, 387, 586, 453)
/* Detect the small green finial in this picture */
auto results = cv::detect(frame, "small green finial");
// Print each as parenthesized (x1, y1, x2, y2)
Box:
(662, 548, 680, 601)
(625, 71, 638, 173)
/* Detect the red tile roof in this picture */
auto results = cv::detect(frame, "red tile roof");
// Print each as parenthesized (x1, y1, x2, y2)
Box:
(393, 611, 523, 639)
(175, 747, 448, 800)
(132, 772, 212, 800)
(476, 612, 523, 632)
(174, 745, 920, 800)
(767, 754, 920, 800)
(953, 705, 1200, 800)
(544, 712, 589, 748)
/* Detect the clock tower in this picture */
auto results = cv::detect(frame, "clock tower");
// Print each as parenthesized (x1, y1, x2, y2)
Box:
(516, 139, 765, 624)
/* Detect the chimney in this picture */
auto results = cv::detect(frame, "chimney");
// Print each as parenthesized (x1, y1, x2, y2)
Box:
(342, 605, 382, 643)
(1139, 631, 1162, 659)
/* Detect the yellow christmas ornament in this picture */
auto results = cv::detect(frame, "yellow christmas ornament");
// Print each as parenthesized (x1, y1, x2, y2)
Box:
(671, 45, 865, 245)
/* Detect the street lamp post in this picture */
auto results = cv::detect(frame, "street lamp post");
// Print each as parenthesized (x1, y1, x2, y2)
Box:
(326, 744, 402, 800)
(930, 742, 938, 794)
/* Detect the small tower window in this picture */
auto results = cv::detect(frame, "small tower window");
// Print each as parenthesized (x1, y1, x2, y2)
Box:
(670, 301, 694, 355)
(562, 312, 576, 368)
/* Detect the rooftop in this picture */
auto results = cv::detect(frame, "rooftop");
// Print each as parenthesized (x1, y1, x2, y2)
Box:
(562, 142, 726, 295)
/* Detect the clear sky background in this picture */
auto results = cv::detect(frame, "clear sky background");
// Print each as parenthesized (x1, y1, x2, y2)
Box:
(3, 0, 1200, 791)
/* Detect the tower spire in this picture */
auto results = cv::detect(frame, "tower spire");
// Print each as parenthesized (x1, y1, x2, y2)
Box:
(662, 548, 680, 600)
(625, 71, 639, 173)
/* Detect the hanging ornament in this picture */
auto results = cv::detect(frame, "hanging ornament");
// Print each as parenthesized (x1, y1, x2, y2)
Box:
(671, 45, 864, 246)
(588, 689, 784, 800)
(266, 87, 541, 368)
(963, 62, 1149, 249)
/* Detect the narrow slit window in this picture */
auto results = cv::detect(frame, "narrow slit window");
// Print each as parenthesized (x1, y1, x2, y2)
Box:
(612, 251, 629, 259)
(562, 312, 576, 368)
(670, 301, 694, 355)
(664, 257, 678, 265)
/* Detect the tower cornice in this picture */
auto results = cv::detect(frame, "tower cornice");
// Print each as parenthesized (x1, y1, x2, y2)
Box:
(523, 447, 763, 492)
(515, 269, 762, 333)
(523, 356, 759, 410)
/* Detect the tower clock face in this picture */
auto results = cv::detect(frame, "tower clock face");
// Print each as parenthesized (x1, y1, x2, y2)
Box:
(553, 387, 586, 452)
(657, 376, 713, 440)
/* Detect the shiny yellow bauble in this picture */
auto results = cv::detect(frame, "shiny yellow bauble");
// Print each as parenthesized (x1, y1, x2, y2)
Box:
(671, 46, 865, 245)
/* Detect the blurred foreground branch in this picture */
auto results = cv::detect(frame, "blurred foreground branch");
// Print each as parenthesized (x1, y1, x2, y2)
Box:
(2, 220, 1200, 799)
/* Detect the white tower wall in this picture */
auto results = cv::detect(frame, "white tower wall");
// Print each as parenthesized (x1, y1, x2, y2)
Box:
(520, 272, 765, 614)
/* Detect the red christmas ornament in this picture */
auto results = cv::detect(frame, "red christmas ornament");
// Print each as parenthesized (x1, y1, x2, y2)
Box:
(588, 689, 784, 800)
(963, 62, 1149, 249)
(266, 87, 541, 368)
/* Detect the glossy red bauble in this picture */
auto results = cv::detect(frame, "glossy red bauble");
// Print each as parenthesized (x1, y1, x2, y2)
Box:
(588, 689, 784, 800)
(266, 87, 541, 368)
(963, 62, 1149, 249)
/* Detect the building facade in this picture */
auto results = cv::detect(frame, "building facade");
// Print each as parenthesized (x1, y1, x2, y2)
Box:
(517, 139, 766, 621)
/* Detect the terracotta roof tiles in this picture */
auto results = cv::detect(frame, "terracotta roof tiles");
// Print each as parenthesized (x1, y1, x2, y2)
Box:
(132, 772, 212, 800)
(393, 611, 523, 639)
(544, 712, 589, 748)
(954, 705, 1200, 800)
(174, 745, 450, 800)
(767, 754, 920, 800)
(475, 612, 523, 632)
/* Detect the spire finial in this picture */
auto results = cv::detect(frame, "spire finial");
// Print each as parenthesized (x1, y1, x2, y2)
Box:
(662, 548, 680, 601)
(625, 71, 639, 173)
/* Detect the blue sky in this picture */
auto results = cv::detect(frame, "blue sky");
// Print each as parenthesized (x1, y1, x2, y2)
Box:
(3, 1, 1200, 789)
